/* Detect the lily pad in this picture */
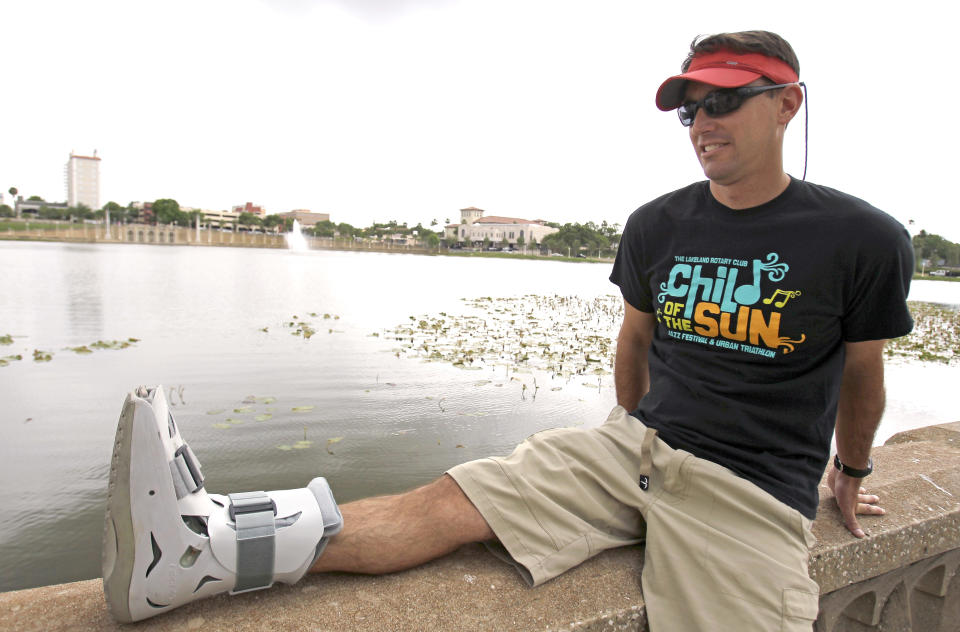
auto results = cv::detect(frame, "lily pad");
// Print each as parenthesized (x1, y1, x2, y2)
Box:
(212, 423, 232, 429)
(276, 445, 293, 451)
(254, 414, 273, 422)
(1, 356, 17, 367)
(206, 409, 226, 415)
(233, 407, 253, 413)
(0, 334, 13, 345)
(292, 405, 315, 413)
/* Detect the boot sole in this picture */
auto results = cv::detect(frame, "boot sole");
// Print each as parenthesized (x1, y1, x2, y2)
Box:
(102, 393, 137, 623)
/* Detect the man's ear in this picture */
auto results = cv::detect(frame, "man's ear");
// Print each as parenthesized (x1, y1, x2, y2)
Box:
(778, 84, 804, 126)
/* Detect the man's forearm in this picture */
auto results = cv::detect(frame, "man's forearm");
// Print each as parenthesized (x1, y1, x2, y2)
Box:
(834, 342, 887, 468)
(835, 378, 884, 468)
(614, 333, 650, 411)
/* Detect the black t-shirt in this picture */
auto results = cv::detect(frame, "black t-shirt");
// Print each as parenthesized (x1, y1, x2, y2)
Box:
(609, 178, 914, 518)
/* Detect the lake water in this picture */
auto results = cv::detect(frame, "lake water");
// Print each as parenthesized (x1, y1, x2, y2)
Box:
(0, 241, 957, 592)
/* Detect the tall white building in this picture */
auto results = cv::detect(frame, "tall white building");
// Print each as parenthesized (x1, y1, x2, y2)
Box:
(66, 151, 101, 210)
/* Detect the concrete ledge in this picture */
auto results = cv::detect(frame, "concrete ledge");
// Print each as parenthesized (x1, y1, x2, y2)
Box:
(2, 423, 958, 631)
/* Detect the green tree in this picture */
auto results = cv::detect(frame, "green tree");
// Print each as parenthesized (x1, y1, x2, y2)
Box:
(0, 204, 13, 217)
(7, 187, 17, 199)
(102, 201, 125, 223)
(28, 195, 44, 202)
(423, 231, 441, 248)
(71, 203, 94, 221)
(516, 234, 525, 249)
(336, 222, 359, 238)
(237, 212, 263, 230)
(125, 202, 141, 224)
(913, 231, 960, 269)
(483, 236, 491, 250)
(153, 199, 185, 226)
(263, 214, 284, 231)
(39, 205, 67, 220)
(541, 222, 614, 258)
(311, 220, 337, 238)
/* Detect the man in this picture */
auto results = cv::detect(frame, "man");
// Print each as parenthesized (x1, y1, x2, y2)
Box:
(103, 31, 913, 630)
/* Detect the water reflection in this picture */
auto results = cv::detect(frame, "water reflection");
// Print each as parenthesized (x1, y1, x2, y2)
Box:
(62, 245, 105, 341)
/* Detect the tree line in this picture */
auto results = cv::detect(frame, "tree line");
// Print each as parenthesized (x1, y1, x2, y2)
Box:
(913, 230, 960, 273)
(7, 188, 957, 267)
(1, 193, 623, 256)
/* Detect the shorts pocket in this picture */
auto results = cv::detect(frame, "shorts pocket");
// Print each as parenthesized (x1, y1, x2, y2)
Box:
(782, 588, 819, 630)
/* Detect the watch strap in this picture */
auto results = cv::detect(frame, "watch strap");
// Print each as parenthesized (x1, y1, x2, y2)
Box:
(834, 454, 873, 478)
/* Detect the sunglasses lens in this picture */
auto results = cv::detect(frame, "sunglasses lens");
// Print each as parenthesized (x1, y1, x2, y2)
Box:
(678, 103, 696, 127)
(703, 90, 742, 117)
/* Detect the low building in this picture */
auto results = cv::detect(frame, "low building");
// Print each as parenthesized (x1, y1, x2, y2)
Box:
(200, 209, 241, 229)
(444, 207, 557, 248)
(14, 198, 70, 218)
(276, 210, 330, 227)
(232, 202, 266, 216)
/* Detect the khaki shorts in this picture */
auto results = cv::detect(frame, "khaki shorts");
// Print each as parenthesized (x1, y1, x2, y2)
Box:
(447, 406, 821, 631)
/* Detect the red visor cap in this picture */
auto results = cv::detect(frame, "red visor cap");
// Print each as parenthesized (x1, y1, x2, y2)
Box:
(655, 51, 799, 111)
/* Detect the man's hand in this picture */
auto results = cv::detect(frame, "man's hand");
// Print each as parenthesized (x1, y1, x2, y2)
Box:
(826, 464, 884, 538)
(831, 339, 887, 538)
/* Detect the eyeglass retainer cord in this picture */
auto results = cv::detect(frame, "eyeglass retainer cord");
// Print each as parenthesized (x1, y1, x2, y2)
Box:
(800, 81, 808, 181)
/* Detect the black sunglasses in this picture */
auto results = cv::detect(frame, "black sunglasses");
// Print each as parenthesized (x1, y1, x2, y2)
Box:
(677, 83, 794, 127)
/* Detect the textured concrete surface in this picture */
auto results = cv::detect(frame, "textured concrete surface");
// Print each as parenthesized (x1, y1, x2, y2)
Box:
(810, 437, 960, 593)
(0, 543, 646, 632)
(1, 423, 958, 632)
(815, 548, 960, 632)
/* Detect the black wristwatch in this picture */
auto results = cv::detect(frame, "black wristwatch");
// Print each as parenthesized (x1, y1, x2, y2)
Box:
(834, 455, 873, 478)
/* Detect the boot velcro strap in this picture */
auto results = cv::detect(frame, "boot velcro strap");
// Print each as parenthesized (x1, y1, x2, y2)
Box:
(169, 443, 204, 499)
(229, 491, 277, 593)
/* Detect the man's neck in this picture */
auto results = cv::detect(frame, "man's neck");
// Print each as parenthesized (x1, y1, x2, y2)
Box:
(709, 171, 792, 210)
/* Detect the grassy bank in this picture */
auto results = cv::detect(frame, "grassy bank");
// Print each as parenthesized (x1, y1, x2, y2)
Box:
(439, 250, 612, 264)
(0, 221, 62, 232)
(913, 274, 960, 283)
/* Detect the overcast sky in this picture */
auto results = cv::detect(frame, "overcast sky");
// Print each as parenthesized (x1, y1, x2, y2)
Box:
(3, 0, 957, 240)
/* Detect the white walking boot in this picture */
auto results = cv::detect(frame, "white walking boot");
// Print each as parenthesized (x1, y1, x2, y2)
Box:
(102, 385, 343, 623)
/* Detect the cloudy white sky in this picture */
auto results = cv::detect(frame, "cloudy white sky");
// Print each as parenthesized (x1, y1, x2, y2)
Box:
(3, 0, 958, 239)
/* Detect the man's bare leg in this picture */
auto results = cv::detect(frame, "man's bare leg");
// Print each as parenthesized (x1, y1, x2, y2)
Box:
(311, 474, 494, 575)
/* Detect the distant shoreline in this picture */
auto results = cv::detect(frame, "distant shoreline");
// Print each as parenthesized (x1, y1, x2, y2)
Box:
(0, 223, 613, 264)
(3, 223, 954, 274)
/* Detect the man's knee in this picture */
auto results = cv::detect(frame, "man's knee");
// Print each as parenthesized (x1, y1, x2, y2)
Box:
(432, 473, 495, 542)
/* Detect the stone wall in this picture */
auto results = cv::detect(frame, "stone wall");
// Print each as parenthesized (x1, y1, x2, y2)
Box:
(0, 223, 442, 254)
(1, 222, 287, 248)
(1, 422, 957, 631)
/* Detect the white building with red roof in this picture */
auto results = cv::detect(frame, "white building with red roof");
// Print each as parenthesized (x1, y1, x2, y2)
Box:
(444, 206, 557, 248)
